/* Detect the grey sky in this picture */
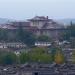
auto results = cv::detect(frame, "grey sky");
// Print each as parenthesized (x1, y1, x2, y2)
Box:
(0, 0, 75, 20)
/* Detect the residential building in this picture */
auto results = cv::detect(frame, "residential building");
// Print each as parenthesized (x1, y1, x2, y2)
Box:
(0, 16, 65, 40)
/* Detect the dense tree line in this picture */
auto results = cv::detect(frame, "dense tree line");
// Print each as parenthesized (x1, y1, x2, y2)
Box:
(62, 22, 75, 40)
(0, 47, 65, 65)
(62, 22, 75, 48)
(0, 27, 36, 46)
(0, 24, 51, 47)
(36, 35, 51, 42)
(0, 31, 51, 47)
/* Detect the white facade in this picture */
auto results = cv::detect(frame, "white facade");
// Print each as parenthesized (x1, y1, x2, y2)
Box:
(35, 42, 51, 47)
(30, 21, 46, 29)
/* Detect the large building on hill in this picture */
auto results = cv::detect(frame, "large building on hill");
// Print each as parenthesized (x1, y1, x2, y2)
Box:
(0, 16, 65, 40)
(28, 16, 63, 29)
(28, 16, 64, 40)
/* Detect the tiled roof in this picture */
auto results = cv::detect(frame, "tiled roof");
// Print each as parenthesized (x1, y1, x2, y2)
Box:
(28, 16, 51, 21)
(10, 21, 30, 27)
(0, 17, 64, 30)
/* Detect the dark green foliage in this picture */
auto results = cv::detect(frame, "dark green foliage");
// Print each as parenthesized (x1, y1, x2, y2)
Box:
(19, 52, 30, 64)
(0, 47, 66, 64)
(0, 29, 8, 41)
(0, 25, 36, 46)
(16, 23, 36, 46)
(0, 29, 18, 42)
(0, 51, 17, 65)
(22, 30, 36, 46)
(30, 53, 53, 63)
(62, 22, 75, 41)
(18, 47, 53, 64)
(2, 53, 17, 65)
(37, 35, 51, 42)
(29, 47, 53, 63)
(16, 23, 25, 42)
(61, 22, 75, 48)
(31, 47, 46, 54)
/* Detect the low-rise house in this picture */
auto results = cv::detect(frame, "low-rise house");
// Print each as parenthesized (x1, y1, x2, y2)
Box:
(35, 42, 51, 47)
(0, 42, 26, 49)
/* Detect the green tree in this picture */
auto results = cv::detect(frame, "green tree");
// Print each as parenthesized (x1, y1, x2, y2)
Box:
(23, 31, 36, 46)
(1, 52, 17, 65)
(30, 53, 53, 63)
(17, 22, 36, 46)
(30, 47, 53, 63)
(62, 22, 75, 41)
(16, 22, 25, 42)
(19, 52, 30, 64)
(31, 47, 46, 54)
(37, 35, 51, 42)
(0, 29, 8, 42)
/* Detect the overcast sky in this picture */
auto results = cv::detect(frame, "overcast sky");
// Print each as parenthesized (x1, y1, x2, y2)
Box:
(0, 0, 75, 20)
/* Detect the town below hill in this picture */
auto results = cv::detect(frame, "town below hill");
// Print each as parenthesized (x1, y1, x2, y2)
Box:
(0, 16, 75, 75)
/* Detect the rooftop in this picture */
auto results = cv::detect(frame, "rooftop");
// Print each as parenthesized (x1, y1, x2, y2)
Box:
(28, 16, 51, 21)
